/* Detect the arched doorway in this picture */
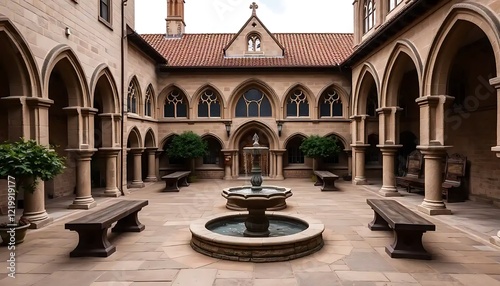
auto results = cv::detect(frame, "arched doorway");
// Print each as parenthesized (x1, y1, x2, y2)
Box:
(126, 127, 144, 188)
(143, 129, 158, 182)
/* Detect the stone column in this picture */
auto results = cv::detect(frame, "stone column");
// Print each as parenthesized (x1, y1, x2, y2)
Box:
(417, 148, 451, 215)
(352, 144, 369, 185)
(22, 178, 53, 229)
(22, 97, 54, 228)
(377, 145, 402, 196)
(274, 150, 285, 180)
(69, 150, 97, 209)
(155, 150, 162, 179)
(129, 148, 145, 188)
(489, 78, 500, 244)
(145, 147, 158, 182)
(99, 148, 121, 197)
(223, 152, 232, 180)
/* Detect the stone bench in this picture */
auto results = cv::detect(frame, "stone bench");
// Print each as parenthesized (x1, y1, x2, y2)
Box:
(366, 199, 435, 260)
(161, 171, 191, 192)
(313, 170, 339, 191)
(65, 200, 148, 257)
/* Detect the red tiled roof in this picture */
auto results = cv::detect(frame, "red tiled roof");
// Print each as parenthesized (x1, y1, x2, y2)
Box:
(140, 33, 353, 68)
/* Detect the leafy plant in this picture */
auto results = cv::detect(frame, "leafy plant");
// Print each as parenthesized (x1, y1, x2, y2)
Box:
(300, 135, 340, 171)
(166, 131, 208, 173)
(0, 139, 65, 226)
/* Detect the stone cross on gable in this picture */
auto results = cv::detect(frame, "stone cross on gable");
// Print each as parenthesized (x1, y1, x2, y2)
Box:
(250, 2, 258, 16)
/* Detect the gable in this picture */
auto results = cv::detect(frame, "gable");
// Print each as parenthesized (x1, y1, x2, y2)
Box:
(224, 16, 285, 58)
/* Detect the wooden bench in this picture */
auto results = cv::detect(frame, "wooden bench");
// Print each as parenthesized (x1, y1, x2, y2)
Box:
(161, 171, 191, 192)
(396, 150, 424, 193)
(366, 199, 435, 260)
(442, 153, 467, 203)
(313, 170, 339, 191)
(65, 200, 148, 257)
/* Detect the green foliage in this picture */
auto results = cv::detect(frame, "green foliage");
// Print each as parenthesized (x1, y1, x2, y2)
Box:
(0, 139, 65, 194)
(299, 135, 340, 159)
(166, 131, 208, 160)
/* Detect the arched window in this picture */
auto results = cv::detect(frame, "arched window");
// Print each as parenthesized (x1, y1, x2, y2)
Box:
(235, 89, 272, 117)
(389, 0, 402, 11)
(198, 89, 221, 118)
(286, 89, 309, 117)
(247, 34, 261, 52)
(363, 0, 376, 33)
(164, 89, 187, 118)
(145, 85, 153, 117)
(127, 81, 138, 114)
(203, 137, 222, 165)
(286, 136, 305, 164)
(320, 88, 343, 117)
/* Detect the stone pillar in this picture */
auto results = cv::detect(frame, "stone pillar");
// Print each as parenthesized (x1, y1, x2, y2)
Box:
(417, 149, 451, 215)
(489, 77, 500, 158)
(22, 97, 54, 228)
(99, 148, 121, 197)
(377, 145, 402, 196)
(22, 178, 53, 229)
(69, 150, 97, 209)
(223, 152, 232, 180)
(129, 148, 145, 188)
(145, 147, 158, 182)
(352, 144, 369, 185)
(155, 150, 162, 179)
(415, 95, 453, 215)
(274, 150, 285, 180)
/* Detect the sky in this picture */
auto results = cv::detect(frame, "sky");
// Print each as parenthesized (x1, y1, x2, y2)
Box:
(134, 0, 354, 34)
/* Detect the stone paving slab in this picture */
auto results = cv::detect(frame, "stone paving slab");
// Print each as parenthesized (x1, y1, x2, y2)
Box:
(0, 178, 499, 285)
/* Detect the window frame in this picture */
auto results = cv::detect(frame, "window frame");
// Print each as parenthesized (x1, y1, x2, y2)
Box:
(164, 89, 188, 118)
(388, 0, 403, 12)
(286, 89, 310, 118)
(198, 89, 221, 118)
(98, 0, 113, 29)
(319, 89, 343, 118)
(247, 33, 262, 52)
(127, 82, 138, 114)
(363, 0, 376, 33)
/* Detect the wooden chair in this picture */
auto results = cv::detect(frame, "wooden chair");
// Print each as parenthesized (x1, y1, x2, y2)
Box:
(396, 150, 424, 192)
(442, 153, 467, 202)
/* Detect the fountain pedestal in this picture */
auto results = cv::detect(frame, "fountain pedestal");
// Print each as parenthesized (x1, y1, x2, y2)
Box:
(244, 209, 270, 237)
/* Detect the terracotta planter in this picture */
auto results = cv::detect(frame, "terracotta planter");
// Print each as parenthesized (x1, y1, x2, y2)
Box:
(0, 223, 31, 246)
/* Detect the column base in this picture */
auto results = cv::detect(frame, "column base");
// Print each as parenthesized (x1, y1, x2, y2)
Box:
(69, 197, 97, 210)
(144, 177, 158, 182)
(378, 186, 401, 197)
(22, 211, 53, 229)
(490, 232, 500, 247)
(275, 175, 284, 180)
(103, 188, 121, 197)
(417, 199, 452, 215)
(129, 181, 145, 188)
(353, 177, 368, 185)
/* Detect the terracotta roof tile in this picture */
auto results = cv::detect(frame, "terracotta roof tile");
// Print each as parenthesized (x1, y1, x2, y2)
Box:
(141, 33, 353, 68)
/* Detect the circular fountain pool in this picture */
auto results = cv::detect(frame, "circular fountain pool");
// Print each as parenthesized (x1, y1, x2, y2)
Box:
(190, 213, 324, 262)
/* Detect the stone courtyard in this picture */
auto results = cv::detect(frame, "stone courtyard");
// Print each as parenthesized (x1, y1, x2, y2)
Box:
(2, 179, 499, 286)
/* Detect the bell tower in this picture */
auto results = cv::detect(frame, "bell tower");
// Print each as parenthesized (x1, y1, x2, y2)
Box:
(166, 0, 185, 37)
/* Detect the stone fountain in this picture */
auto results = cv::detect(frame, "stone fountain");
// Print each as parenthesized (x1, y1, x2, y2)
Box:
(189, 133, 324, 262)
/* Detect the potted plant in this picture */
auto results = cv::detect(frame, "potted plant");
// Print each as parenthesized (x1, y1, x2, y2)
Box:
(166, 131, 208, 182)
(300, 135, 340, 172)
(0, 139, 65, 245)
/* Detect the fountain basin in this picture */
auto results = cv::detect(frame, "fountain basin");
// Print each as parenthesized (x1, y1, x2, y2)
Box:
(223, 185, 292, 211)
(190, 212, 324, 262)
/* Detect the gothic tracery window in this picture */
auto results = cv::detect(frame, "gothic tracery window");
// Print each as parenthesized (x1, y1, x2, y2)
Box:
(363, 0, 376, 33)
(235, 89, 272, 117)
(198, 89, 221, 118)
(286, 89, 309, 117)
(127, 81, 138, 114)
(145, 85, 153, 117)
(247, 34, 261, 52)
(164, 89, 187, 118)
(320, 89, 343, 117)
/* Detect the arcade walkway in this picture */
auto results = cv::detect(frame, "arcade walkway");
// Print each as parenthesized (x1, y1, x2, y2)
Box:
(1, 179, 499, 285)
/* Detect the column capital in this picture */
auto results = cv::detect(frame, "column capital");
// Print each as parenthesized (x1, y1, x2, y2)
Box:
(24, 97, 54, 108)
(415, 95, 454, 106)
(98, 112, 121, 118)
(66, 148, 97, 159)
(377, 144, 402, 152)
(492, 146, 500, 158)
(270, 149, 286, 154)
(145, 147, 158, 153)
(80, 107, 99, 115)
(350, 114, 369, 121)
(128, 147, 145, 154)
(376, 106, 403, 115)
(351, 143, 370, 149)
(98, 147, 121, 156)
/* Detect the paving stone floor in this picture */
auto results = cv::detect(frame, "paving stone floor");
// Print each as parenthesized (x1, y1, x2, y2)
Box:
(1, 178, 500, 285)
